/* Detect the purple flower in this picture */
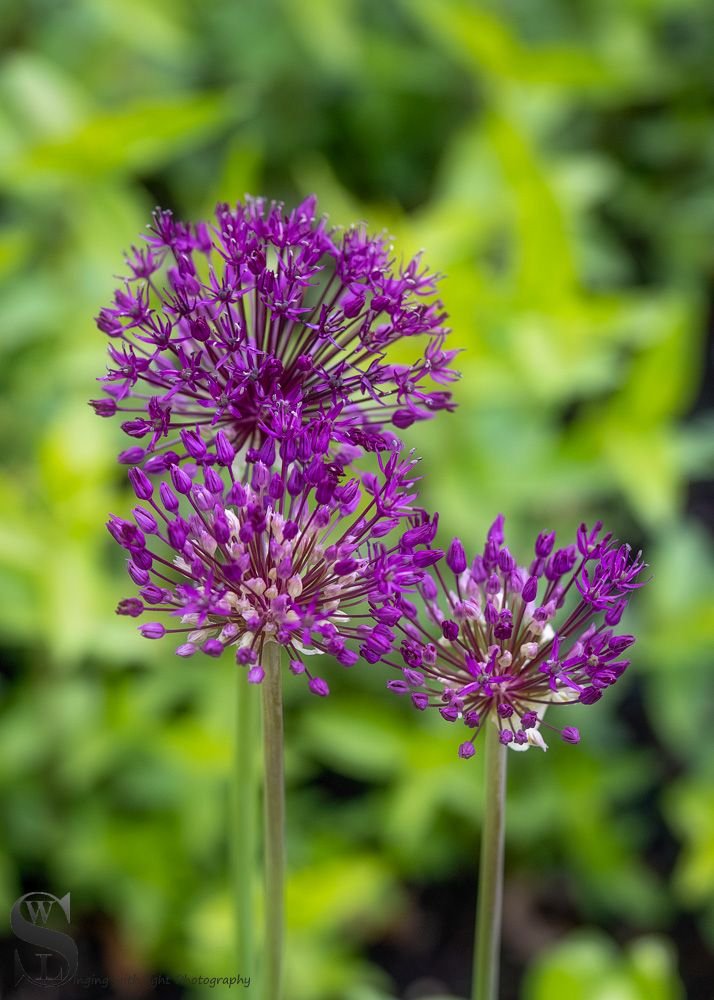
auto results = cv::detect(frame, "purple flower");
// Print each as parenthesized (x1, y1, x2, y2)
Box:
(382, 515, 648, 756)
(109, 420, 435, 691)
(91, 195, 458, 468)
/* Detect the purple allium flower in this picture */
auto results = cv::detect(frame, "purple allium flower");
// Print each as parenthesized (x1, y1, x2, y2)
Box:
(383, 515, 648, 755)
(91, 195, 458, 469)
(109, 421, 437, 691)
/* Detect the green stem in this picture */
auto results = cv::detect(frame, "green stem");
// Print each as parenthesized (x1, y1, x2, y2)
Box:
(261, 642, 285, 1000)
(234, 669, 259, 977)
(472, 723, 508, 1000)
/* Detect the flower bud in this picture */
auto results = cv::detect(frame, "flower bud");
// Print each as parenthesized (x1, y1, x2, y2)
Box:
(522, 575, 538, 603)
(441, 619, 459, 641)
(139, 622, 165, 639)
(170, 464, 192, 495)
(215, 430, 235, 466)
(446, 537, 467, 574)
(129, 467, 153, 500)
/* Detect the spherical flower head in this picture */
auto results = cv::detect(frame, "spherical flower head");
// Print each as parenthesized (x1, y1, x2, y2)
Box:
(91, 195, 459, 470)
(381, 515, 648, 757)
(109, 428, 437, 693)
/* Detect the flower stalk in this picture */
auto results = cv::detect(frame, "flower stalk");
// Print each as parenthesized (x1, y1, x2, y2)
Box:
(261, 641, 285, 1000)
(472, 722, 507, 1000)
(233, 673, 259, 978)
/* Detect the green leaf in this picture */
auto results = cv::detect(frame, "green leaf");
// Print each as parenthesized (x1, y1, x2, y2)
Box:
(523, 931, 683, 1000)
(2, 92, 247, 182)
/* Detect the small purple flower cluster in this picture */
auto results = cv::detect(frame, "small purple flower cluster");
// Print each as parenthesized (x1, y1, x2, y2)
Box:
(382, 515, 647, 755)
(108, 417, 439, 690)
(91, 195, 457, 469)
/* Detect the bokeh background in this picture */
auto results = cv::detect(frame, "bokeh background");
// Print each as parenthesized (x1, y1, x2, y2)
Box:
(1, 1, 713, 998)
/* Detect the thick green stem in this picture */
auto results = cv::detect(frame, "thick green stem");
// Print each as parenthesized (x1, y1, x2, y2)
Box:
(472, 724, 508, 1000)
(261, 642, 285, 1000)
(233, 670, 259, 977)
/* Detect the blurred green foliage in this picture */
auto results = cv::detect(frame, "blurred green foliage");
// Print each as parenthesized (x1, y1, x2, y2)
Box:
(1, 1, 713, 997)
(522, 932, 683, 1000)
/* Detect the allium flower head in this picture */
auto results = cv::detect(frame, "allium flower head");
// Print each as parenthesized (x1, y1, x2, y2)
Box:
(92, 195, 458, 469)
(385, 515, 648, 756)
(109, 418, 440, 693)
